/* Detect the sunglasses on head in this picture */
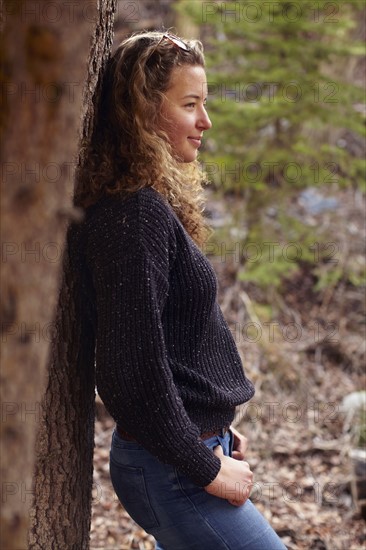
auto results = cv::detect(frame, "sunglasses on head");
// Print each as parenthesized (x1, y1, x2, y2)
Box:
(156, 32, 190, 52)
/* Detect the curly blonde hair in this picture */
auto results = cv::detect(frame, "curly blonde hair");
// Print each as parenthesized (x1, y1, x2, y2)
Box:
(75, 31, 212, 247)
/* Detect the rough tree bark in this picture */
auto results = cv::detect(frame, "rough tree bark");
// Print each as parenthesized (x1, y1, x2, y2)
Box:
(1, 1, 116, 549)
(28, 1, 117, 549)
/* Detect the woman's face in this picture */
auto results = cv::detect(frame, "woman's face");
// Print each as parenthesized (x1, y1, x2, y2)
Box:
(159, 64, 212, 163)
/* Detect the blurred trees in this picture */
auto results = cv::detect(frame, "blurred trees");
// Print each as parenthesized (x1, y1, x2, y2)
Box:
(176, 0, 365, 291)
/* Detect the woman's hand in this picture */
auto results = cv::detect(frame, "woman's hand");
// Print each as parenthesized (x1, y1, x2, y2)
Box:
(203, 445, 253, 507)
(230, 426, 248, 461)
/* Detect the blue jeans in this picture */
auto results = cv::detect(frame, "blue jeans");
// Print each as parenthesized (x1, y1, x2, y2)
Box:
(110, 429, 287, 550)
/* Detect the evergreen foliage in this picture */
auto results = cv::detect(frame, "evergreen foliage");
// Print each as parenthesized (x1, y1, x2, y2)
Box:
(176, 0, 365, 291)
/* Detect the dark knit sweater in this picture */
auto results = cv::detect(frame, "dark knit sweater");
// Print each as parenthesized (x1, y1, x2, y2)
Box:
(69, 187, 255, 487)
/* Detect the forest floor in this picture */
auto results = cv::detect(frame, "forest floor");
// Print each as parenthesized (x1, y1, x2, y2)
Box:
(90, 186, 365, 550)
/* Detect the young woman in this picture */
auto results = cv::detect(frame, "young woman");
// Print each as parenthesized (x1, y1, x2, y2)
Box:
(70, 31, 287, 549)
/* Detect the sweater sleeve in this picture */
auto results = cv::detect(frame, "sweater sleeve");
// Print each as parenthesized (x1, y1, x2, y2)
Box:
(89, 191, 221, 487)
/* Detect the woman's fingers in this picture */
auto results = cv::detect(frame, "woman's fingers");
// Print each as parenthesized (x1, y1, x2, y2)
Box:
(205, 446, 253, 505)
(232, 449, 246, 460)
(230, 426, 248, 458)
(228, 499, 241, 507)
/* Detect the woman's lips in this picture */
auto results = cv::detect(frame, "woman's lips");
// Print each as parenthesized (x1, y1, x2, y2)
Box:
(188, 137, 202, 147)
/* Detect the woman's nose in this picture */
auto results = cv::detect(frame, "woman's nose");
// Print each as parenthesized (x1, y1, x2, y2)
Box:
(197, 108, 212, 131)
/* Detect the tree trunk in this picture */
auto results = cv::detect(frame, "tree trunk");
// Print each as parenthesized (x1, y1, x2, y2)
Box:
(1, 1, 116, 549)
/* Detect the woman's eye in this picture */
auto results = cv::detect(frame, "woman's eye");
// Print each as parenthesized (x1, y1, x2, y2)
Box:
(185, 103, 196, 108)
